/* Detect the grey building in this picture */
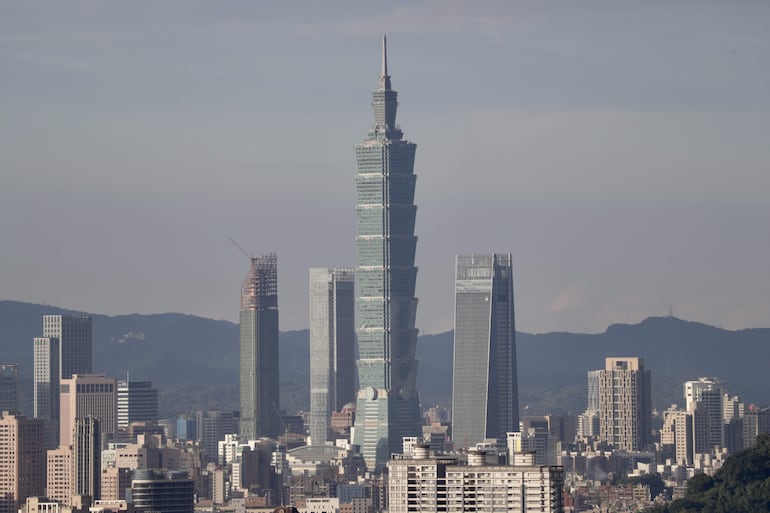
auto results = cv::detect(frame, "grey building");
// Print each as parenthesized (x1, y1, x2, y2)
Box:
(117, 379, 159, 428)
(239, 254, 280, 440)
(452, 254, 520, 449)
(0, 365, 19, 414)
(197, 410, 236, 464)
(309, 268, 356, 445)
(33, 337, 60, 448)
(352, 36, 421, 471)
(43, 315, 92, 379)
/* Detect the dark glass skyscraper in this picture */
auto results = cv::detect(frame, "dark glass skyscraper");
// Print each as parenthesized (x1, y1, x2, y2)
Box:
(452, 254, 520, 449)
(239, 254, 280, 440)
(352, 36, 421, 470)
(43, 314, 92, 379)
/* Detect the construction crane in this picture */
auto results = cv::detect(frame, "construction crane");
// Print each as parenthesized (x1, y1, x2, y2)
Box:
(227, 236, 253, 260)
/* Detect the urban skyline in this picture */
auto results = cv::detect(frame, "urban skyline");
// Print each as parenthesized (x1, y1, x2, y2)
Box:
(2, 3, 768, 336)
(1, 11, 769, 509)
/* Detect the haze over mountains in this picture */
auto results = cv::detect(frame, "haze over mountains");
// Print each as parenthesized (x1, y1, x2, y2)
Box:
(1, 300, 768, 419)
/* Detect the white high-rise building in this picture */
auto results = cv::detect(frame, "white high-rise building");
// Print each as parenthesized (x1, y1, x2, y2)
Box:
(388, 445, 564, 513)
(309, 268, 355, 445)
(684, 377, 725, 455)
(34, 337, 60, 448)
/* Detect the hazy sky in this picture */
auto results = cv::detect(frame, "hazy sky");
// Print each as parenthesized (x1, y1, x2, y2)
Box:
(1, 1, 768, 335)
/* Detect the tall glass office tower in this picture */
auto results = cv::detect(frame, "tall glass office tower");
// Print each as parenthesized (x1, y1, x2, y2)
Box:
(43, 315, 92, 379)
(452, 254, 520, 449)
(352, 36, 420, 470)
(309, 268, 356, 445)
(239, 254, 280, 440)
(34, 314, 92, 449)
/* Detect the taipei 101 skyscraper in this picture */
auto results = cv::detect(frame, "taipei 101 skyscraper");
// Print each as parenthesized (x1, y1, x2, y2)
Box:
(352, 36, 421, 470)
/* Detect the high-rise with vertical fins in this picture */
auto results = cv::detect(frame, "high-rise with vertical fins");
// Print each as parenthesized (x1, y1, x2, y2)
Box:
(352, 36, 421, 471)
(309, 268, 356, 445)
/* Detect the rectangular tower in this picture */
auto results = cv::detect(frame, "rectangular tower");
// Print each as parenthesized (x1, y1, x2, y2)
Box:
(0, 413, 45, 513)
(239, 254, 280, 440)
(34, 337, 60, 448)
(43, 315, 92, 379)
(309, 268, 356, 445)
(0, 365, 19, 414)
(452, 254, 519, 449)
(597, 357, 652, 451)
(72, 416, 101, 500)
(60, 374, 117, 447)
(46, 446, 72, 505)
(352, 36, 421, 470)
(684, 377, 725, 455)
(117, 380, 159, 429)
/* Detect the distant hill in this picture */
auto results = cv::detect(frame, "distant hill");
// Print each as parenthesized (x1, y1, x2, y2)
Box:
(1, 300, 769, 418)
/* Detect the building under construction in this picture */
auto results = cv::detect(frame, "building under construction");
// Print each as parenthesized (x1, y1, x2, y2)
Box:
(239, 253, 281, 440)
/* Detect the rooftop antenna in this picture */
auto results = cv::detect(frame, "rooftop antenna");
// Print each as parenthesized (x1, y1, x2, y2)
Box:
(381, 34, 388, 77)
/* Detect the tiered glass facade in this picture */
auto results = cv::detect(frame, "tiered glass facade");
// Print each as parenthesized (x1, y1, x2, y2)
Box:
(452, 254, 520, 449)
(352, 36, 421, 470)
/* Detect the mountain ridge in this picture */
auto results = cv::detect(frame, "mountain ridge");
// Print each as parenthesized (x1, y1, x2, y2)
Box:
(2, 300, 769, 418)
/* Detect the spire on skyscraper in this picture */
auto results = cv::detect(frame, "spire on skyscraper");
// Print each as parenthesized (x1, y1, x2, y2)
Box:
(379, 34, 391, 91)
(354, 36, 420, 471)
(372, 35, 400, 140)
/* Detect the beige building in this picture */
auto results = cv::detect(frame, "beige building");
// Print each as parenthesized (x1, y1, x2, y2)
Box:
(60, 374, 117, 447)
(0, 413, 46, 513)
(660, 405, 693, 465)
(47, 446, 73, 505)
(597, 357, 652, 451)
(100, 467, 132, 501)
